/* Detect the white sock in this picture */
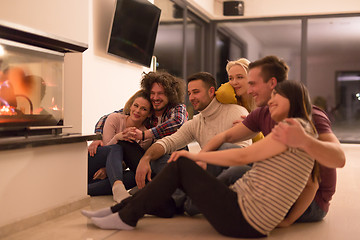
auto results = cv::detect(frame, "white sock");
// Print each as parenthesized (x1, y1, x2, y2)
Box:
(112, 181, 130, 203)
(81, 207, 112, 218)
(91, 213, 134, 230)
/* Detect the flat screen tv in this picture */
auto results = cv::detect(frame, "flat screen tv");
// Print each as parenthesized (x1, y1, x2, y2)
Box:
(107, 0, 161, 67)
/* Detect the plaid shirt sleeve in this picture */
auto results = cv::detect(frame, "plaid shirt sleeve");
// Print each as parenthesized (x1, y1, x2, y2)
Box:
(94, 109, 123, 134)
(150, 103, 188, 139)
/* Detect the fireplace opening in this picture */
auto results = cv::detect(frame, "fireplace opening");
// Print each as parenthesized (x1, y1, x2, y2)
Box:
(0, 31, 66, 137)
(0, 41, 64, 137)
(0, 21, 87, 138)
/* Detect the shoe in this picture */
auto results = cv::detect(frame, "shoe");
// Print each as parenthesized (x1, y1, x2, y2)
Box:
(128, 186, 139, 195)
(184, 197, 201, 216)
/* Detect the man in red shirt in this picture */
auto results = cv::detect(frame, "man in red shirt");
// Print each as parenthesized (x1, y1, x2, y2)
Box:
(202, 55, 345, 226)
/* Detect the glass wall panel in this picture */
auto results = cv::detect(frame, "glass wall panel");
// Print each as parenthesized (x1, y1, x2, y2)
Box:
(215, 28, 246, 86)
(153, 0, 183, 78)
(219, 20, 302, 82)
(186, 20, 203, 77)
(307, 17, 360, 142)
(154, 0, 206, 119)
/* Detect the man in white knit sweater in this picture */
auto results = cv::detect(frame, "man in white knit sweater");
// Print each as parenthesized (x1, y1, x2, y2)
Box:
(135, 72, 251, 190)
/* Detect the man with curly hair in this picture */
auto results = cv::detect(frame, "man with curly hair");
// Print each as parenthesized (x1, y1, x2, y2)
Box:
(139, 71, 188, 141)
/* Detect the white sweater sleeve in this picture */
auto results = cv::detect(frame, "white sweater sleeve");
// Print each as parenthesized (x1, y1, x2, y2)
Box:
(156, 120, 196, 154)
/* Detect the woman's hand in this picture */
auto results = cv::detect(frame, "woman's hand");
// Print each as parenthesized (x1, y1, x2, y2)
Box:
(118, 127, 137, 142)
(88, 140, 104, 157)
(133, 128, 143, 141)
(168, 150, 197, 163)
(93, 167, 107, 180)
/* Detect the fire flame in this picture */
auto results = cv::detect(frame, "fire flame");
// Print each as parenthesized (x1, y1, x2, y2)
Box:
(0, 105, 17, 115)
(50, 97, 60, 111)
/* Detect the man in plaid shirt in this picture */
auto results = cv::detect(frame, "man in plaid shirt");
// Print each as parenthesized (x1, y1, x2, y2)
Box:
(92, 71, 188, 152)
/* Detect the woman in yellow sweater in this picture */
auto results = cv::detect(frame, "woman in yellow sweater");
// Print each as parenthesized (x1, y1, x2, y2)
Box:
(216, 58, 263, 141)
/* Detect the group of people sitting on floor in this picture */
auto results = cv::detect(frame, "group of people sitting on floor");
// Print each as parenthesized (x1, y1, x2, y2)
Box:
(82, 55, 346, 238)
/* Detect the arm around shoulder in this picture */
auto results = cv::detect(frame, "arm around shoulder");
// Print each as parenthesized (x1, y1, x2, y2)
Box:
(272, 118, 345, 168)
(201, 123, 256, 152)
(198, 132, 287, 166)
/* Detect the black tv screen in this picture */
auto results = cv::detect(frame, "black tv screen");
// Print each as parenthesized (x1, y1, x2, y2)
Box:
(107, 0, 161, 67)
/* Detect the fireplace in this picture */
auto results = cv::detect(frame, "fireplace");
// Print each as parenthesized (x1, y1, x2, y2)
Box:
(0, 21, 87, 137)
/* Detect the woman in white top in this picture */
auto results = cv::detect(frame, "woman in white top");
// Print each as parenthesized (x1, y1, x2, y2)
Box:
(82, 81, 319, 238)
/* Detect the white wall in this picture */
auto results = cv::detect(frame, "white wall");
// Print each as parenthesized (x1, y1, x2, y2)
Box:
(239, 0, 360, 17)
(192, 0, 360, 18)
(0, 0, 88, 44)
(0, 143, 88, 227)
(82, 0, 150, 135)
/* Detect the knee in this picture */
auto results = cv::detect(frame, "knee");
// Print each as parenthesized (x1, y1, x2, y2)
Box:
(176, 157, 196, 169)
(217, 143, 241, 151)
(108, 144, 123, 153)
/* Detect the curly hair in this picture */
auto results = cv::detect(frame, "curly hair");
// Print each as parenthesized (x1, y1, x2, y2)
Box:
(140, 71, 186, 107)
(249, 55, 289, 84)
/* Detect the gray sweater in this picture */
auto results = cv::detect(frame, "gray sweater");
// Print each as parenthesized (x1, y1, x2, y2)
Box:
(157, 98, 251, 154)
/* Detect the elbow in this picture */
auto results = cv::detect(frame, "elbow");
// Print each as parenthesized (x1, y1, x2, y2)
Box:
(338, 154, 346, 168)
(335, 147, 346, 168)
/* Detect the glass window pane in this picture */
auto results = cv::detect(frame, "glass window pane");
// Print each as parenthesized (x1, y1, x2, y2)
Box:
(307, 16, 360, 142)
(153, 0, 183, 78)
(186, 20, 202, 76)
(219, 20, 302, 82)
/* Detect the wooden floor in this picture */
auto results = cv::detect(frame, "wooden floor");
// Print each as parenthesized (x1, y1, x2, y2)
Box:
(2, 144, 360, 240)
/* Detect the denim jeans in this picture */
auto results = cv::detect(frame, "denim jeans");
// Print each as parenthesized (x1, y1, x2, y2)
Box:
(295, 200, 327, 223)
(88, 170, 136, 196)
(150, 154, 171, 176)
(87, 142, 144, 196)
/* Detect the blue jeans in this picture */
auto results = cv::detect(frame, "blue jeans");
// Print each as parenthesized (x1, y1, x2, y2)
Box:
(88, 142, 145, 196)
(295, 200, 327, 223)
(150, 154, 171, 176)
(88, 170, 136, 196)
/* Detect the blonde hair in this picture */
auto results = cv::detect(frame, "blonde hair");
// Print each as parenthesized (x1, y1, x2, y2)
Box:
(226, 58, 255, 112)
(123, 90, 152, 115)
(226, 58, 251, 74)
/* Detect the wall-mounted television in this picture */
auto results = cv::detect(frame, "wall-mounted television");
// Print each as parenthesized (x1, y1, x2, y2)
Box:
(107, 0, 161, 67)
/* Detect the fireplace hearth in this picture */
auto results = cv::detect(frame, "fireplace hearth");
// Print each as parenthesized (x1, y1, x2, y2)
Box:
(0, 21, 87, 137)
